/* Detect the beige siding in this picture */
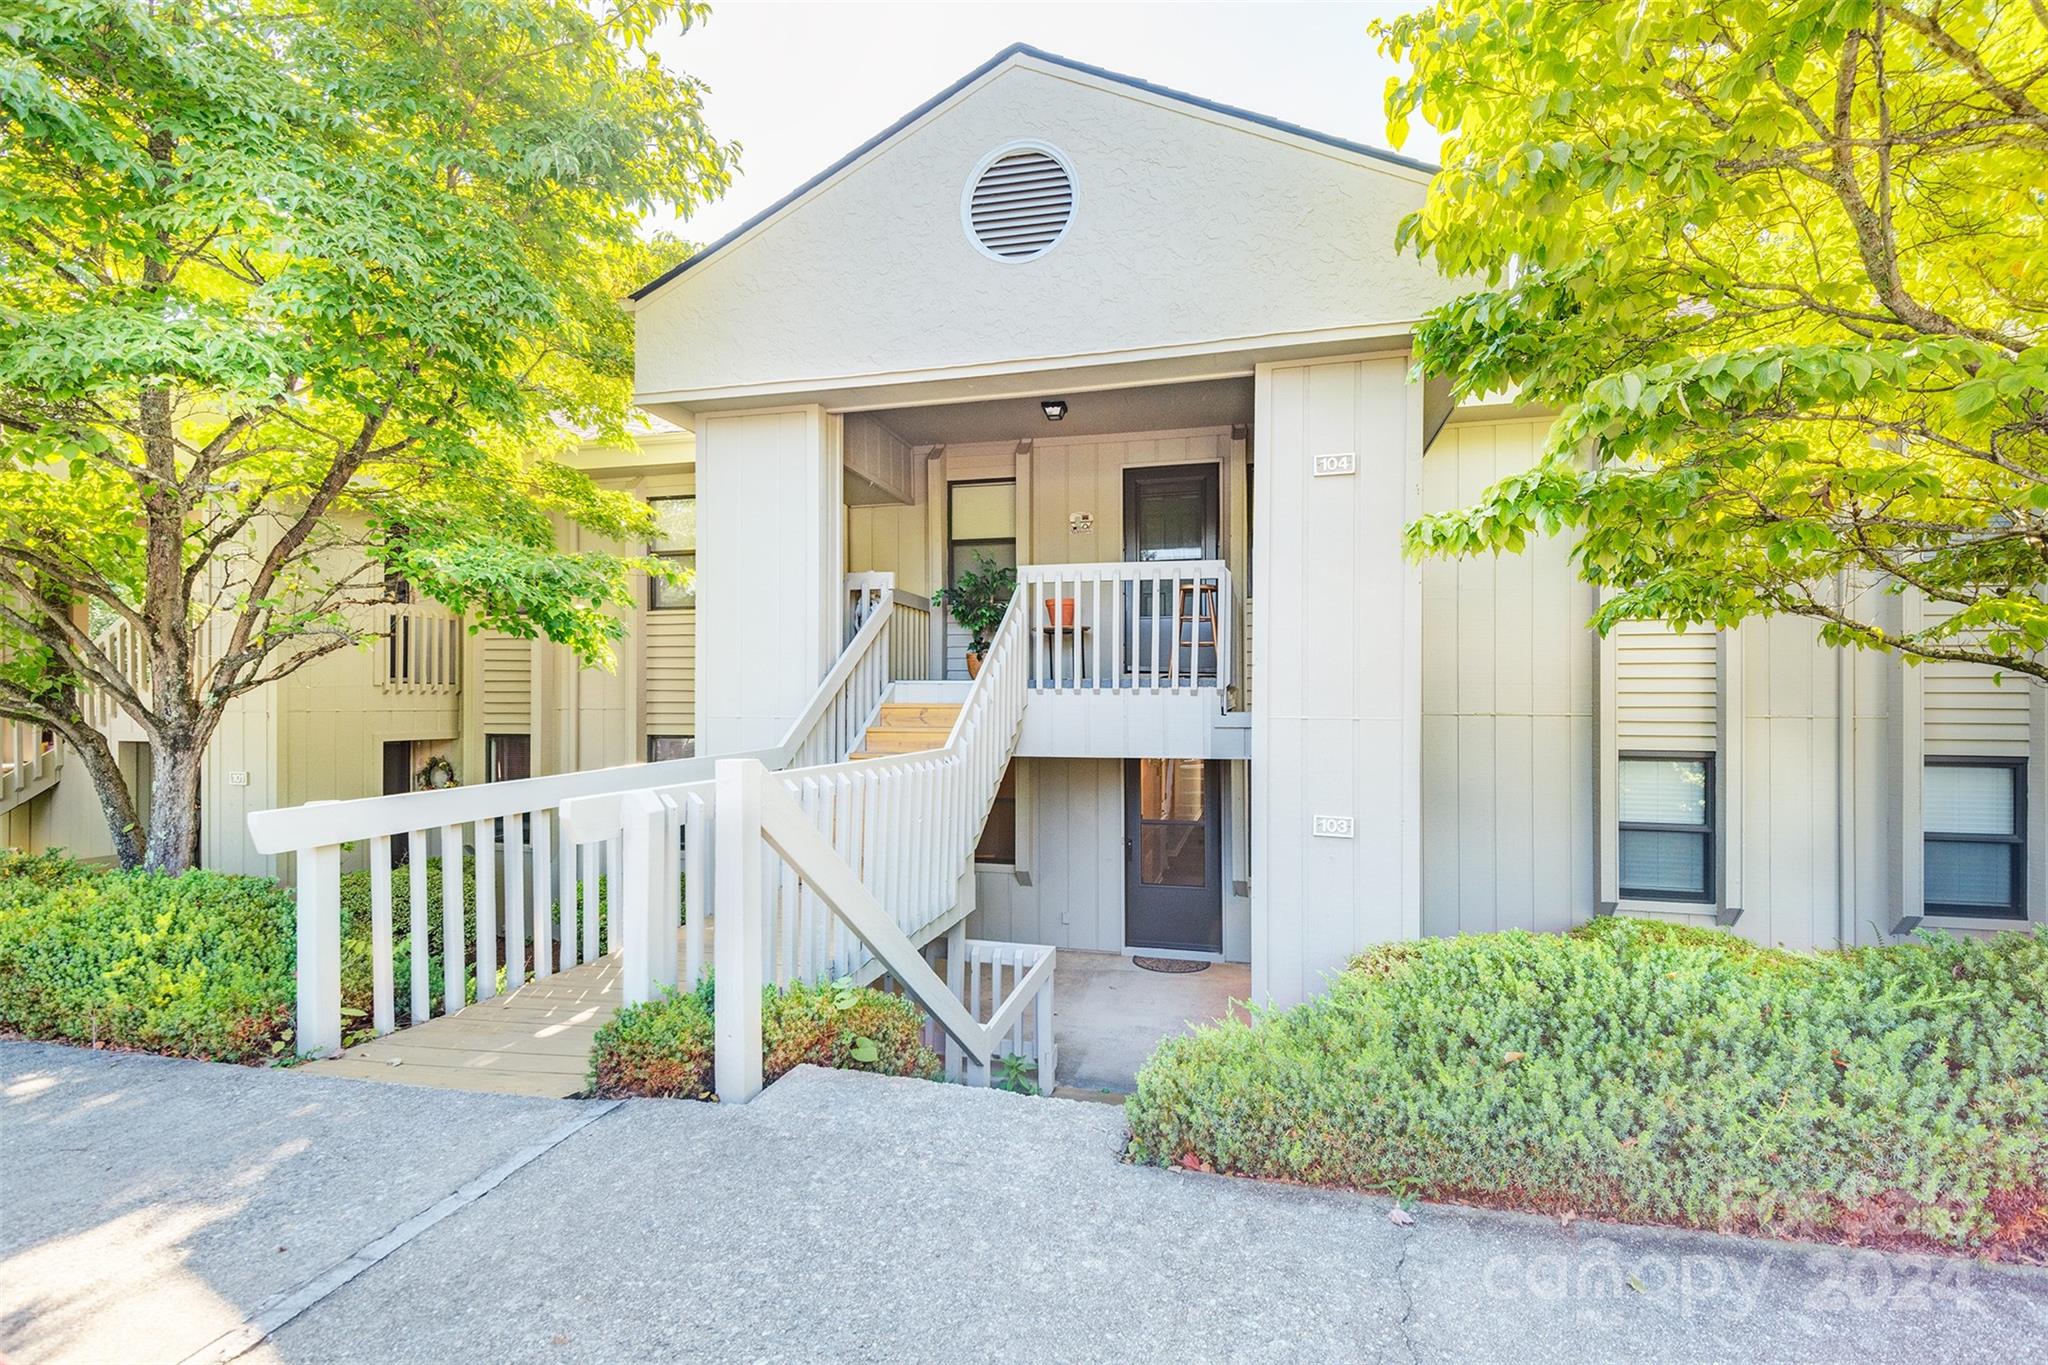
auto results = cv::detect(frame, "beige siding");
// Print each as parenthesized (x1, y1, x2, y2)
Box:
(1251, 354, 1423, 1004)
(478, 634, 532, 733)
(1420, 418, 1597, 938)
(1613, 620, 1719, 747)
(643, 611, 695, 734)
(1920, 603, 2029, 755)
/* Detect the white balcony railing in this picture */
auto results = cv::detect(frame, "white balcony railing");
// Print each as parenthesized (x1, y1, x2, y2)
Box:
(1018, 561, 1231, 695)
(376, 602, 461, 694)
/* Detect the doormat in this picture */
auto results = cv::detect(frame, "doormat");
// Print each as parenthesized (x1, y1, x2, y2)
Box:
(1132, 956, 1208, 974)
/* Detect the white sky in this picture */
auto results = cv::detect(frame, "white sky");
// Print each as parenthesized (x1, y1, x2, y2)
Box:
(649, 1, 1441, 246)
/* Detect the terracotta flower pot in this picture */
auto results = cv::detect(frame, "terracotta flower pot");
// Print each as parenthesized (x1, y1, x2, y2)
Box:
(1045, 597, 1076, 627)
(966, 652, 984, 679)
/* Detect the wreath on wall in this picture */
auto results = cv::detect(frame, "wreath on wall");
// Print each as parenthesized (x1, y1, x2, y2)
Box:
(415, 754, 459, 790)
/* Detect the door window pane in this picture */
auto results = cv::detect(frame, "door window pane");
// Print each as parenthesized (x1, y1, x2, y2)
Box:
(1141, 825, 1207, 886)
(1138, 759, 1207, 886)
(1139, 758, 1206, 821)
(1135, 486, 1206, 561)
(1924, 763, 2016, 835)
(1619, 758, 1708, 826)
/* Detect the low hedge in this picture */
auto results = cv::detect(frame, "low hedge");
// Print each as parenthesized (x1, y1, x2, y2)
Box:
(1125, 918, 2048, 1259)
(590, 975, 943, 1100)
(0, 849, 538, 1059)
(0, 850, 298, 1061)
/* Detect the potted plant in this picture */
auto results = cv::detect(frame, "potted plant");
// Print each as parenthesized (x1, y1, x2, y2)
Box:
(933, 552, 1017, 678)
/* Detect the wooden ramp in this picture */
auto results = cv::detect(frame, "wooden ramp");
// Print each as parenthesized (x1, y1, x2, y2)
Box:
(301, 953, 624, 1098)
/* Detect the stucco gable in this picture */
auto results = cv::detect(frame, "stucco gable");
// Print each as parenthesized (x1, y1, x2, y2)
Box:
(634, 47, 1459, 408)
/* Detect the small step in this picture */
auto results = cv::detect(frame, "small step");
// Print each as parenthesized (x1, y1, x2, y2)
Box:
(872, 704, 962, 730)
(851, 700, 962, 761)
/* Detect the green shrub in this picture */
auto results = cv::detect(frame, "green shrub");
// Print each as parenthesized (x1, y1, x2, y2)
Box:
(0, 854, 296, 1060)
(590, 975, 942, 1100)
(1, 846, 619, 1061)
(1126, 918, 2048, 1259)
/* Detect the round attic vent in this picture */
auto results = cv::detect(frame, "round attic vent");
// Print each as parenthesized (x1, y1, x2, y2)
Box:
(963, 143, 1075, 262)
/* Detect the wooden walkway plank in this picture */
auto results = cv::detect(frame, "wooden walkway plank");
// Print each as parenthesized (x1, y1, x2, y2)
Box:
(303, 945, 640, 1098)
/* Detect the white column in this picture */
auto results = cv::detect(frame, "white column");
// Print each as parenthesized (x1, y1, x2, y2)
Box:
(1250, 355, 1424, 1006)
(695, 406, 844, 754)
(713, 758, 767, 1102)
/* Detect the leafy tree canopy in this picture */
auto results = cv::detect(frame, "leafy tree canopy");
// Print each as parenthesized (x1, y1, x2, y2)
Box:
(1379, 0, 2048, 678)
(0, 0, 731, 867)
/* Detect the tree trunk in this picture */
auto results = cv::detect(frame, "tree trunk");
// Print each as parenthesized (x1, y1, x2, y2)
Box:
(142, 736, 203, 874)
(62, 719, 146, 871)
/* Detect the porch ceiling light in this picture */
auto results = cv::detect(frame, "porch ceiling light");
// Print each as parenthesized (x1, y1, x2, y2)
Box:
(1040, 399, 1068, 421)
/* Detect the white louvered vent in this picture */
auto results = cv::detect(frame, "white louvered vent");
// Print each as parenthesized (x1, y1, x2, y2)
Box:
(965, 146, 1074, 261)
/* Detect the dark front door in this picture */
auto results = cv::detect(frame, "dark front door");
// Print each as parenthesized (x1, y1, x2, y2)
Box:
(382, 741, 413, 864)
(1123, 465, 1220, 681)
(1124, 758, 1223, 954)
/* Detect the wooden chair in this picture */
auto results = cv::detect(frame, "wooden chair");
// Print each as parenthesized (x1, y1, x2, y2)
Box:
(1174, 581, 1220, 677)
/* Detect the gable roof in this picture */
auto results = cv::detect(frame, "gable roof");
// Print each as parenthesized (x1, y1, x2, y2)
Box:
(630, 42, 1439, 302)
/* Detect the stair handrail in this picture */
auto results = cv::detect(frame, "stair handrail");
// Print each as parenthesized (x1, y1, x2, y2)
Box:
(566, 587, 1035, 1100)
(765, 583, 934, 771)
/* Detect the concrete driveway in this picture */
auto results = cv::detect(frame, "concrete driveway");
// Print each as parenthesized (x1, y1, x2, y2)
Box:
(3, 1041, 2044, 1364)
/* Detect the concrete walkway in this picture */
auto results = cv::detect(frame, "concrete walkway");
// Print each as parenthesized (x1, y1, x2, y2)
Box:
(4, 1042, 2044, 1364)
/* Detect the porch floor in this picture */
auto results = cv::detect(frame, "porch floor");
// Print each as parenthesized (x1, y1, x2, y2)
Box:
(299, 953, 623, 1098)
(1048, 950, 1251, 1097)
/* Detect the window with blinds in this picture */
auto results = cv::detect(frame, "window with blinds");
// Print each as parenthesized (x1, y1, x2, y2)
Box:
(1617, 753, 1715, 903)
(1924, 759, 2026, 918)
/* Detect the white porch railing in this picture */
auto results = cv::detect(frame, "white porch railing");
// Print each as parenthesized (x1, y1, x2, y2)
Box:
(563, 586, 1048, 1100)
(253, 577, 936, 1057)
(80, 617, 152, 740)
(1019, 560, 1231, 695)
(951, 939, 1058, 1088)
(376, 602, 461, 694)
(0, 714, 61, 813)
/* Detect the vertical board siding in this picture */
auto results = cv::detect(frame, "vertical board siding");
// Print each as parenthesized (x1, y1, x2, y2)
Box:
(1419, 419, 1596, 939)
(1252, 356, 1420, 1005)
(1734, 614, 1842, 950)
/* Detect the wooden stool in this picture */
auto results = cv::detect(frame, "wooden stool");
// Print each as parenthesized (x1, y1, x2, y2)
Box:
(1175, 581, 1220, 675)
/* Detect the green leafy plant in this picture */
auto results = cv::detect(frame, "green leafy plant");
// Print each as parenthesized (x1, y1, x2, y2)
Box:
(589, 974, 942, 1099)
(0, 850, 296, 1061)
(1125, 917, 2048, 1260)
(993, 1052, 1041, 1097)
(1379, 2, 2048, 678)
(0, 849, 593, 1061)
(933, 552, 1018, 656)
